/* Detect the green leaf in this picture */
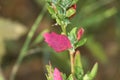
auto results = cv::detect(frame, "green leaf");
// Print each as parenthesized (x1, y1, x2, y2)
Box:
(83, 74, 91, 80)
(90, 63, 98, 79)
(51, 0, 60, 4)
(71, 0, 78, 5)
(47, 4, 56, 18)
(67, 74, 74, 80)
(75, 38, 87, 48)
(74, 51, 84, 79)
(46, 65, 54, 80)
(59, 0, 72, 9)
(68, 27, 77, 44)
(66, 8, 76, 18)
(83, 63, 98, 80)
(62, 73, 67, 80)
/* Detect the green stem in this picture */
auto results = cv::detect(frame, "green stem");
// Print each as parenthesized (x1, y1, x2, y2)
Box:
(69, 50, 74, 75)
(10, 4, 47, 80)
(61, 25, 67, 35)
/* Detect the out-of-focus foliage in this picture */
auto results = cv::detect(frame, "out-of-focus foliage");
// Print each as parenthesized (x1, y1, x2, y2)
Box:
(0, 17, 27, 63)
(68, 0, 118, 63)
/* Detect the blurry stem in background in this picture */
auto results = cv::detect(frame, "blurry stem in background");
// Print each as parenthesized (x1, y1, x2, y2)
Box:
(10, 4, 47, 80)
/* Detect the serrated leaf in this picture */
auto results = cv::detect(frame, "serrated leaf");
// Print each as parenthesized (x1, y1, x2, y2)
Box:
(66, 8, 76, 18)
(75, 38, 87, 48)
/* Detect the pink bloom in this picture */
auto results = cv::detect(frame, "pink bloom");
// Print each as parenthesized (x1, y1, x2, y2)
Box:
(54, 68, 63, 80)
(77, 28, 84, 41)
(44, 32, 72, 52)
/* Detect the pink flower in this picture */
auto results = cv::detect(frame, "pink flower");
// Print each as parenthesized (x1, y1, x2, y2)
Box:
(54, 68, 63, 80)
(77, 28, 84, 41)
(44, 32, 72, 52)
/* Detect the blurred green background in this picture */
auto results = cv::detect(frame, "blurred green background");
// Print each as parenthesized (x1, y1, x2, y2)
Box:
(0, 0, 120, 80)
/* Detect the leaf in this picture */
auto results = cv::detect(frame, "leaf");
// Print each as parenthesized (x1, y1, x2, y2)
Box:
(67, 74, 74, 80)
(66, 8, 76, 18)
(47, 4, 56, 18)
(83, 63, 98, 80)
(61, 73, 67, 80)
(46, 65, 54, 80)
(74, 51, 84, 79)
(83, 74, 90, 80)
(59, 0, 72, 8)
(68, 27, 77, 44)
(75, 38, 87, 48)
(71, 0, 78, 5)
(90, 62, 98, 79)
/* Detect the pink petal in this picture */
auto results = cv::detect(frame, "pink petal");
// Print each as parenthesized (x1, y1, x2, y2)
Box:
(77, 28, 84, 41)
(54, 68, 63, 80)
(44, 32, 72, 52)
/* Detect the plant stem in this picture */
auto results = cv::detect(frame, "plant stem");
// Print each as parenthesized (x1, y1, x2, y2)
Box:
(10, 4, 47, 80)
(61, 25, 67, 35)
(69, 50, 74, 75)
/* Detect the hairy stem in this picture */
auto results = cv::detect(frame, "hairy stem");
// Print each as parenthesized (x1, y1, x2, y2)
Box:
(10, 4, 46, 80)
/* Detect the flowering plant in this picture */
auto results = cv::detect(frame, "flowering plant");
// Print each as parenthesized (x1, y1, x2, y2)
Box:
(44, 0, 98, 80)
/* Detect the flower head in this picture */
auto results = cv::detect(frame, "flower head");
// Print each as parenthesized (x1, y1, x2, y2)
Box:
(44, 32, 72, 52)
(77, 28, 84, 41)
(54, 68, 63, 80)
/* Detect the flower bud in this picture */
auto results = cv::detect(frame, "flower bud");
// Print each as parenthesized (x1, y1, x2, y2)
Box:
(77, 28, 84, 41)
(66, 4, 76, 18)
